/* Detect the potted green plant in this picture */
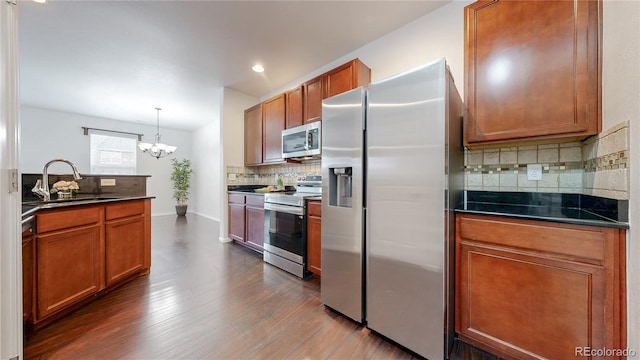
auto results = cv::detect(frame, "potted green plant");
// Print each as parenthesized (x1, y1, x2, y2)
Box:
(170, 158, 194, 216)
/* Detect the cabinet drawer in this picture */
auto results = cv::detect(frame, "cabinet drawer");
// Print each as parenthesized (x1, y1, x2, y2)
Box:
(308, 201, 321, 217)
(37, 206, 103, 233)
(228, 194, 246, 204)
(245, 195, 264, 208)
(106, 200, 144, 220)
(458, 214, 607, 264)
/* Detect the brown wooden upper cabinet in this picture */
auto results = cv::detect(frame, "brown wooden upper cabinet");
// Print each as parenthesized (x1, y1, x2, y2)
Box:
(244, 103, 263, 166)
(464, 0, 602, 147)
(263, 94, 287, 164)
(303, 58, 371, 125)
(244, 94, 287, 166)
(303, 75, 324, 124)
(325, 59, 372, 99)
(245, 58, 371, 165)
(286, 86, 304, 129)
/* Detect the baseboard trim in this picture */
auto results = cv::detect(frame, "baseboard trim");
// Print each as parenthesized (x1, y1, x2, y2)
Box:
(192, 212, 220, 222)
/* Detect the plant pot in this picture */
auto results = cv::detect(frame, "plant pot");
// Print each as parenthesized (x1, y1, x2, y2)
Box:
(175, 204, 188, 216)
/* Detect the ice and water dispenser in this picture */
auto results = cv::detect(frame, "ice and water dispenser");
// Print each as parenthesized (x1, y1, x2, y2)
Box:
(329, 167, 352, 208)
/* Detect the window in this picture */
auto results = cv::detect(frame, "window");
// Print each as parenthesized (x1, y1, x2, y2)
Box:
(89, 131, 137, 174)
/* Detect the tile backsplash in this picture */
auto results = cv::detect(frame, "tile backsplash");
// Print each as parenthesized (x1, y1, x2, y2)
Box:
(464, 121, 629, 199)
(228, 121, 629, 200)
(465, 142, 584, 194)
(582, 121, 629, 200)
(226, 161, 321, 186)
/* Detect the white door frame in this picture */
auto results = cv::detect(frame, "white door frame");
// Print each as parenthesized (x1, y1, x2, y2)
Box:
(0, 0, 22, 359)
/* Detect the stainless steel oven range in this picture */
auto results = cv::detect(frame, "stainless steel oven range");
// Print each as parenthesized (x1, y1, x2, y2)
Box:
(263, 176, 321, 278)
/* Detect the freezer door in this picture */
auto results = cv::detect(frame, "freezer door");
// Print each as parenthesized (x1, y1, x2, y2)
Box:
(366, 58, 449, 359)
(320, 87, 365, 323)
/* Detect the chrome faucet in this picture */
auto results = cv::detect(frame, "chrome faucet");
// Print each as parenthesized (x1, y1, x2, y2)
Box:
(31, 159, 82, 201)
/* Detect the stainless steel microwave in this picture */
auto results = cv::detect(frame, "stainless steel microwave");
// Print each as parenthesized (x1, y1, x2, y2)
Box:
(281, 122, 321, 160)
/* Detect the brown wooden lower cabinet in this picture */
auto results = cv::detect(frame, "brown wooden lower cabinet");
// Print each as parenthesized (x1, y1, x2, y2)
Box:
(228, 194, 246, 242)
(455, 213, 626, 360)
(27, 199, 151, 329)
(228, 193, 264, 253)
(105, 200, 150, 286)
(245, 195, 264, 252)
(22, 227, 35, 324)
(306, 200, 321, 276)
(37, 223, 103, 320)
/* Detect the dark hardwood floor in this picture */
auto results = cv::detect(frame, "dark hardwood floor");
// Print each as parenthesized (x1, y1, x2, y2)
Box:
(24, 214, 497, 360)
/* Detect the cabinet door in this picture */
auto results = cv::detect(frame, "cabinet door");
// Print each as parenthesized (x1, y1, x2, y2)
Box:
(105, 216, 145, 286)
(245, 203, 265, 252)
(458, 241, 606, 359)
(244, 104, 263, 166)
(307, 210, 322, 276)
(36, 225, 103, 320)
(325, 59, 371, 98)
(22, 230, 34, 323)
(229, 203, 246, 242)
(464, 0, 601, 146)
(286, 86, 304, 129)
(263, 94, 286, 164)
(455, 214, 624, 359)
(303, 75, 324, 124)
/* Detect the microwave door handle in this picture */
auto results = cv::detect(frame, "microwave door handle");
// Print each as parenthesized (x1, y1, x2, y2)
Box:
(305, 129, 310, 150)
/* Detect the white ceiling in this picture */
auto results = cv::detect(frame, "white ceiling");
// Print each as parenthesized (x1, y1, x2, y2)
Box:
(19, 0, 449, 131)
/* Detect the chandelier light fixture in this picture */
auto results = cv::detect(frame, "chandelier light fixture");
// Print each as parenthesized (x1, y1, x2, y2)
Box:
(138, 107, 177, 159)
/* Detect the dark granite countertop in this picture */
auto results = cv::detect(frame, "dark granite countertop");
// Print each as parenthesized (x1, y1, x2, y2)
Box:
(456, 191, 629, 229)
(22, 195, 155, 214)
(22, 204, 39, 217)
(227, 185, 295, 195)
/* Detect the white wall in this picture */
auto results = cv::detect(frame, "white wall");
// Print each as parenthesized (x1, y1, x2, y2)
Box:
(262, 1, 472, 102)
(20, 106, 193, 215)
(191, 87, 223, 221)
(218, 88, 258, 241)
(602, 0, 640, 351)
(223, 88, 257, 167)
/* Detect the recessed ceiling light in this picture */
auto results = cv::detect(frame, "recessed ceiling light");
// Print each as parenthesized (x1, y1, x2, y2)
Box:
(252, 64, 264, 73)
(33, 0, 47, 3)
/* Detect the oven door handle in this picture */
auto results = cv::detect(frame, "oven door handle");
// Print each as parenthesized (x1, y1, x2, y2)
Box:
(264, 203, 305, 216)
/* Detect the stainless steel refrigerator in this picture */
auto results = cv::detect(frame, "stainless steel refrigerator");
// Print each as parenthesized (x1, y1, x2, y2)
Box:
(321, 58, 463, 359)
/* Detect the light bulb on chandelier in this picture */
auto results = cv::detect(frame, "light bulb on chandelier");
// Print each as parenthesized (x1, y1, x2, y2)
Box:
(138, 107, 177, 159)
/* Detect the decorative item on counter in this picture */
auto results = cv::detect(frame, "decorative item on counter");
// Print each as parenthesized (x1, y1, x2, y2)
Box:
(276, 174, 284, 190)
(171, 158, 194, 216)
(50, 180, 80, 199)
(255, 185, 277, 193)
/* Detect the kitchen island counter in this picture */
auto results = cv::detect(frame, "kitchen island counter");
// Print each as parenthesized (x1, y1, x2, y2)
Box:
(22, 196, 152, 333)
